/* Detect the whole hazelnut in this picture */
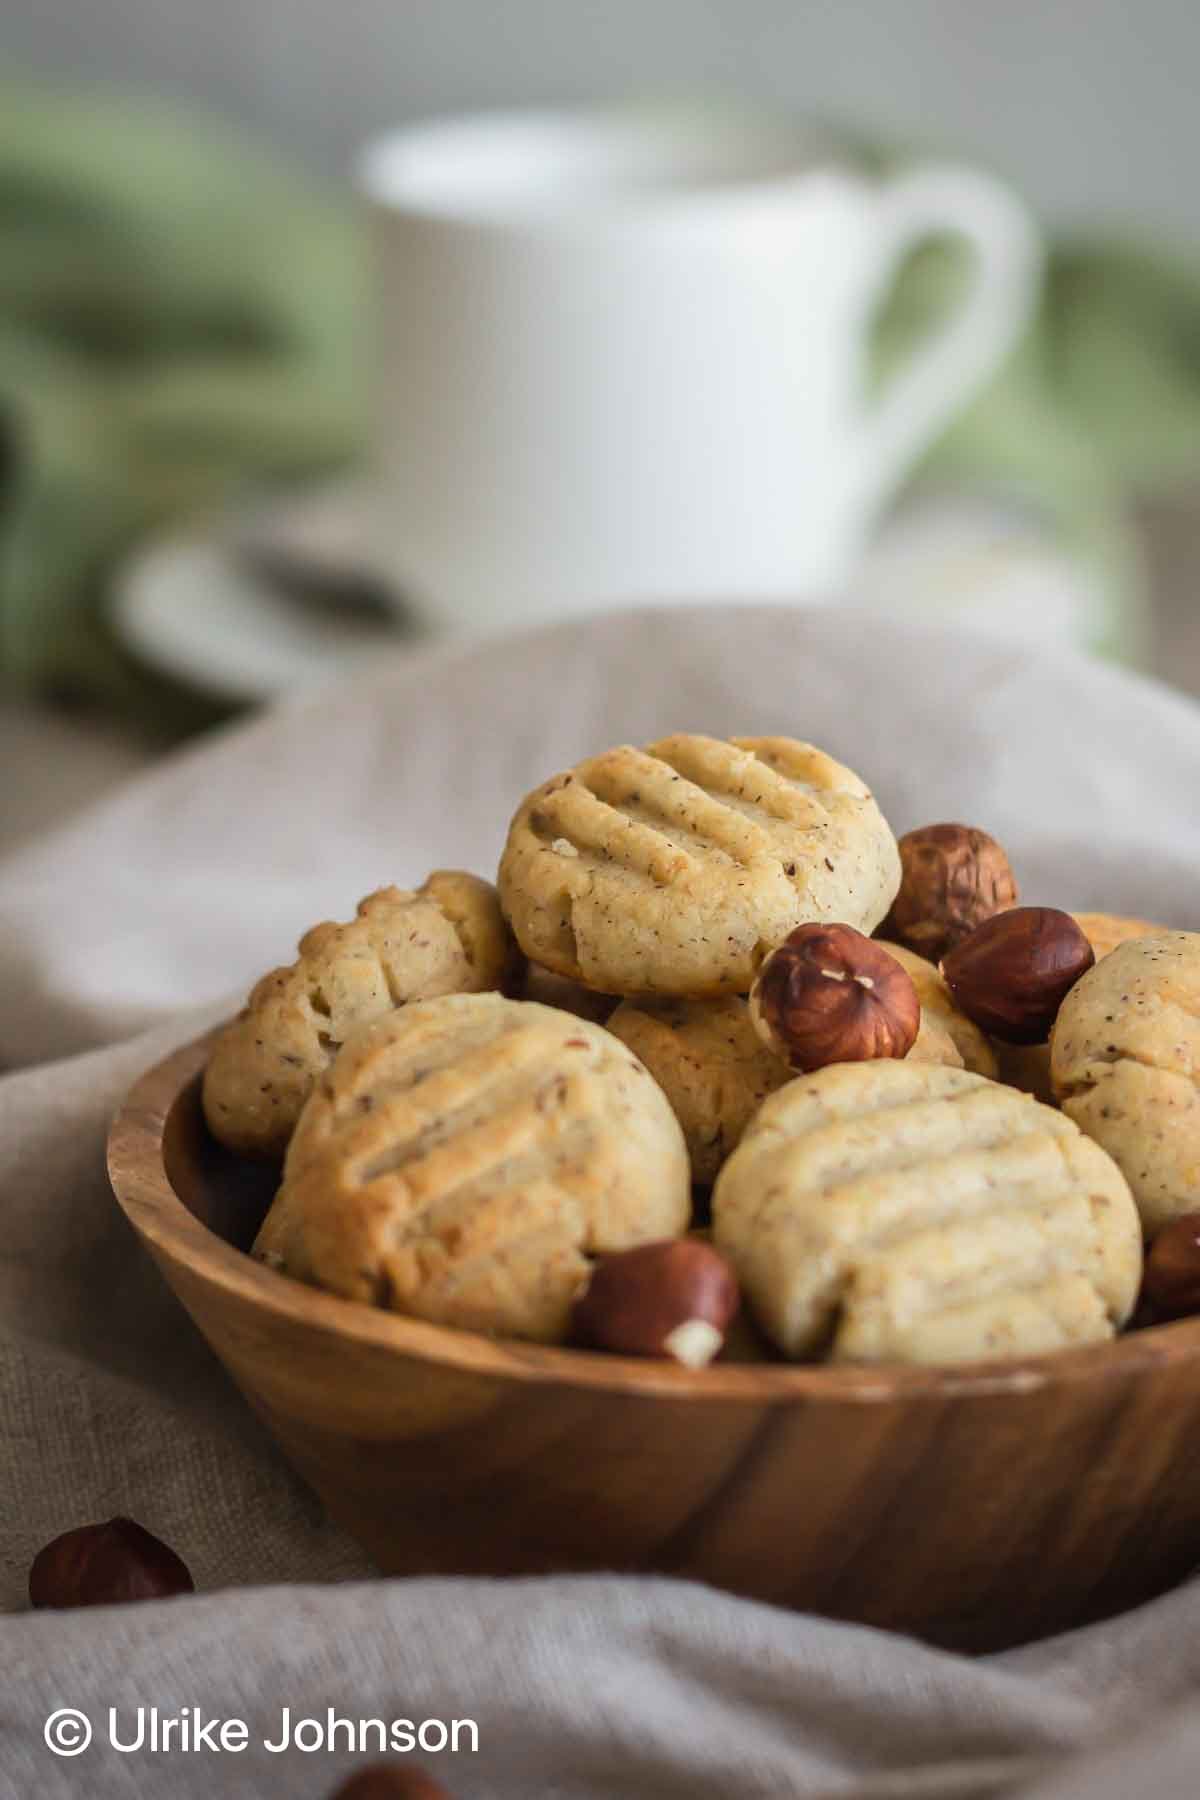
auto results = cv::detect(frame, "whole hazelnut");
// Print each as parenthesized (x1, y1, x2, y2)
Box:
(942, 907, 1094, 1044)
(29, 1517, 194, 1610)
(331, 1768, 452, 1799)
(881, 823, 1019, 963)
(749, 923, 920, 1072)
(1142, 1213, 1200, 1321)
(571, 1239, 740, 1367)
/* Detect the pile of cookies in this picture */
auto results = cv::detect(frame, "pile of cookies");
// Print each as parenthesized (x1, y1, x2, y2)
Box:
(202, 732, 1200, 1369)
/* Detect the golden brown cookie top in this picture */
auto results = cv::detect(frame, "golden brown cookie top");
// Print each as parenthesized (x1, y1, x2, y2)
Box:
(497, 733, 900, 998)
(254, 993, 691, 1342)
(1072, 911, 1172, 964)
(608, 994, 790, 1186)
(203, 872, 518, 1157)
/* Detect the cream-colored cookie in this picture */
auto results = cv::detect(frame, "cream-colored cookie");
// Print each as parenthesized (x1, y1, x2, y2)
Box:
(609, 950, 994, 1187)
(254, 993, 690, 1342)
(498, 734, 900, 998)
(880, 943, 998, 1079)
(204, 872, 519, 1157)
(607, 995, 788, 1185)
(712, 1060, 1140, 1365)
(1051, 931, 1200, 1235)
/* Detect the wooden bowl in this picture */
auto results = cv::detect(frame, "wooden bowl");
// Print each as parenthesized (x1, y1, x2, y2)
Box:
(109, 1030, 1200, 1651)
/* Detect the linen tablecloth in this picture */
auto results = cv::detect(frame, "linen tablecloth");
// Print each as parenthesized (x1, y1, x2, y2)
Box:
(2, 605, 1199, 1798)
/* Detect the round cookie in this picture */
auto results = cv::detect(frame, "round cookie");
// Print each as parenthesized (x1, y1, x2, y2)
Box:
(1051, 931, 1200, 1236)
(609, 949, 994, 1187)
(497, 734, 900, 998)
(1073, 911, 1171, 963)
(204, 872, 519, 1157)
(713, 1060, 1140, 1365)
(253, 993, 691, 1342)
(607, 995, 788, 1185)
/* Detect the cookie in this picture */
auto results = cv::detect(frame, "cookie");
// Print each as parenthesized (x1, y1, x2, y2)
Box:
(607, 996, 789, 1185)
(880, 943, 998, 1079)
(497, 734, 900, 998)
(712, 1060, 1140, 1364)
(1073, 911, 1171, 963)
(203, 872, 519, 1157)
(253, 993, 691, 1342)
(1051, 931, 1200, 1235)
(609, 948, 994, 1187)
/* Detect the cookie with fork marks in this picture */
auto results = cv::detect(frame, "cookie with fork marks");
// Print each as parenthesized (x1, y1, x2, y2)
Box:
(497, 734, 901, 998)
(713, 1059, 1140, 1364)
(203, 872, 519, 1158)
(253, 992, 691, 1341)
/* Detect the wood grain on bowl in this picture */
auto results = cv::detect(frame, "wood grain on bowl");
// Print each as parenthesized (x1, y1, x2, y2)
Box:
(108, 1031, 1200, 1652)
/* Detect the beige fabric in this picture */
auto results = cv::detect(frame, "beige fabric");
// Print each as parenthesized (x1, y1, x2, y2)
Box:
(3, 606, 1200, 1797)
(255, 994, 690, 1340)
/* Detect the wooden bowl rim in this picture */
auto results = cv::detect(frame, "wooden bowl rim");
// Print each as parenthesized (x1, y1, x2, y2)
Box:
(108, 1029, 1200, 1404)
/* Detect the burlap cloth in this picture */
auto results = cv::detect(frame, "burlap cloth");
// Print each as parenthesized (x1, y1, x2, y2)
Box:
(2, 606, 1199, 1798)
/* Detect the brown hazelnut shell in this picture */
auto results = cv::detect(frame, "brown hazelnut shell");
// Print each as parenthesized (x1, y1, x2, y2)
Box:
(750, 923, 921, 1072)
(571, 1239, 740, 1364)
(941, 907, 1094, 1044)
(881, 823, 1018, 964)
(29, 1517, 194, 1610)
(1143, 1213, 1200, 1320)
(331, 1768, 453, 1799)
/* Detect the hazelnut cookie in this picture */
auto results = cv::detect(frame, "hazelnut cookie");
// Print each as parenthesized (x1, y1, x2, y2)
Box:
(607, 996, 789, 1186)
(1051, 931, 1200, 1235)
(203, 873, 518, 1157)
(497, 734, 900, 999)
(253, 994, 690, 1342)
(713, 1060, 1140, 1364)
(1072, 911, 1170, 964)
